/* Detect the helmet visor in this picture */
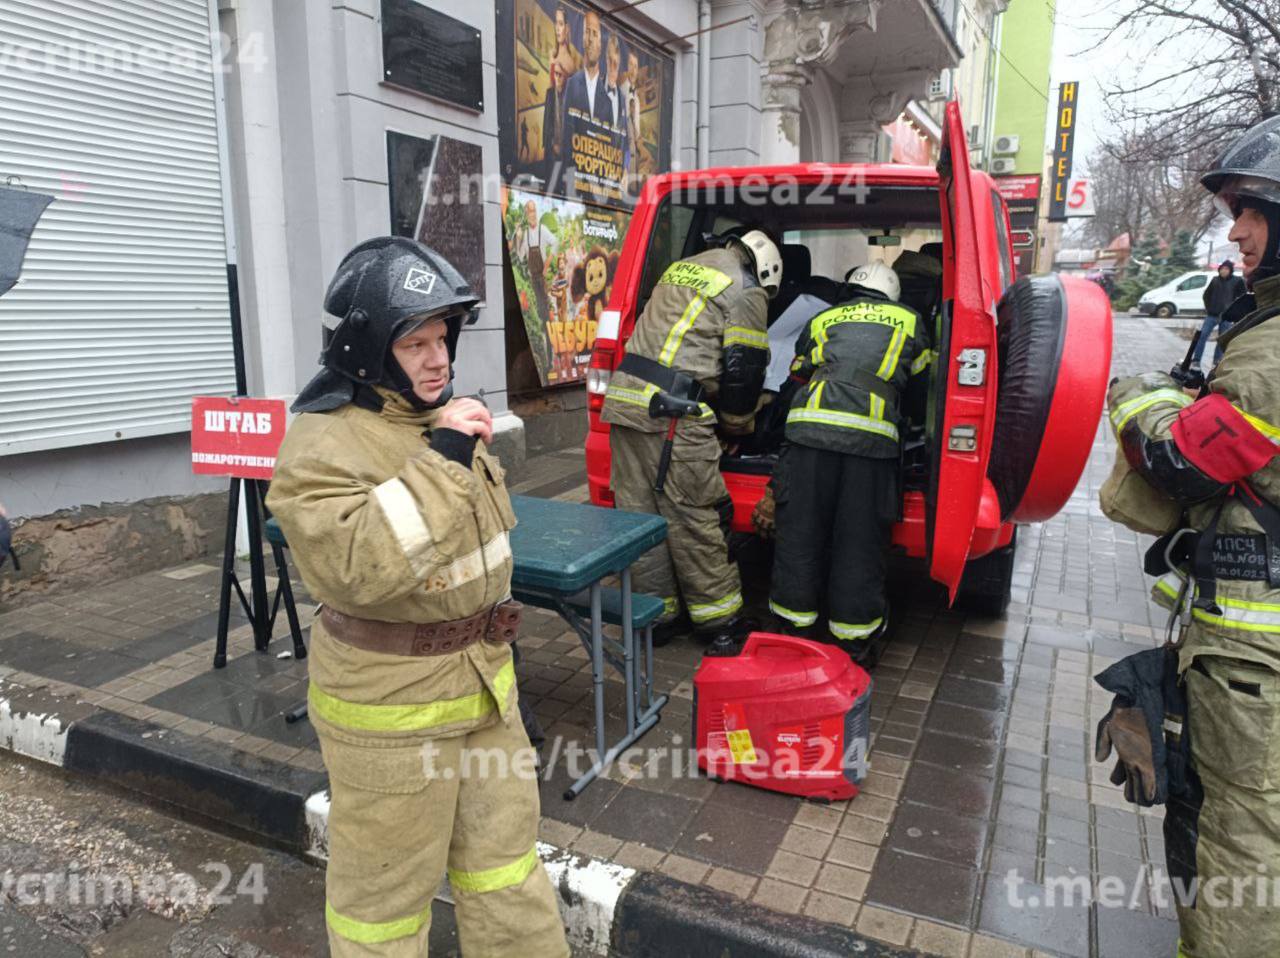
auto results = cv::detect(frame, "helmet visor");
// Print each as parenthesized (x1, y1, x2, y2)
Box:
(1212, 174, 1280, 219)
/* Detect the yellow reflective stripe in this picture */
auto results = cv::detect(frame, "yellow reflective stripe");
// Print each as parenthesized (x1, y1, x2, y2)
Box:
(910, 348, 936, 376)
(326, 900, 431, 945)
(658, 294, 708, 366)
(806, 380, 825, 410)
(659, 261, 732, 296)
(1241, 407, 1280, 444)
(689, 590, 744, 623)
(869, 393, 886, 421)
(1109, 388, 1192, 434)
(1155, 574, 1280, 633)
(724, 326, 769, 350)
(875, 326, 906, 380)
(372, 478, 436, 577)
(788, 407, 899, 441)
(808, 302, 918, 338)
(661, 595, 680, 615)
(768, 599, 817, 627)
(448, 846, 539, 894)
(308, 660, 515, 733)
(606, 382, 714, 419)
(829, 617, 882, 640)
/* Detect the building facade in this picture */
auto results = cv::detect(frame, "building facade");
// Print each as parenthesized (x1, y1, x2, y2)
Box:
(1, 0, 990, 601)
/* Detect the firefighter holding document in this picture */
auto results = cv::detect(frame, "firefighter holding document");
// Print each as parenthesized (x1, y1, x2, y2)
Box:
(602, 230, 779, 643)
(1097, 116, 1280, 958)
(266, 238, 568, 958)
(768, 262, 929, 665)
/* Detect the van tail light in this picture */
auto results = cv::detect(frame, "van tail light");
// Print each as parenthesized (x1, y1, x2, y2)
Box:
(588, 310, 623, 414)
(587, 353, 613, 413)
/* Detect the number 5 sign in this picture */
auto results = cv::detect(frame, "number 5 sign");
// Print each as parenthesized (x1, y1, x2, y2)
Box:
(1065, 177, 1095, 217)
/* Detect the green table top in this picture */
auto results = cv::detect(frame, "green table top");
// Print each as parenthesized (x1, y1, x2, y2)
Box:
(509, 495, 667, 595)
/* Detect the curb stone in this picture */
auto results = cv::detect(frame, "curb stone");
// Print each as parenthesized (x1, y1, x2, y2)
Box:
(0, 684, 927, 957)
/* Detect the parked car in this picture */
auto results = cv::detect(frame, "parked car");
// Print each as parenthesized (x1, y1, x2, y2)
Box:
(1135, 270, 1215, 317)
(584, 103, 1113, 614)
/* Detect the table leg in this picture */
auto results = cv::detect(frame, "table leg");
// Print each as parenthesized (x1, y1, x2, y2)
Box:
(591, 582, 606, 771)
(621, 568, 636, 737)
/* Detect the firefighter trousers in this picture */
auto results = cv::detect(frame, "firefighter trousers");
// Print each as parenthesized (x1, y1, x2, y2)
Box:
(609, 425, 743, 629)
(316, 707, 569, 957)
(769, 443, 897, 642)
(1167, 653, 1280, 958)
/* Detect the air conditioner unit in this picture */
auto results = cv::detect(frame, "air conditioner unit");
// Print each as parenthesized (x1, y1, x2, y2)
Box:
(993, 134, 1020, 155)
(990, 157, 1017, 175)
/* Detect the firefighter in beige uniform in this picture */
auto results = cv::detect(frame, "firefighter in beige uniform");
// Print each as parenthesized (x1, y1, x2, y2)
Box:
(267, 238, 568, 958)
(601, 230, 780, 641)
(1097, 117, 1280, 958)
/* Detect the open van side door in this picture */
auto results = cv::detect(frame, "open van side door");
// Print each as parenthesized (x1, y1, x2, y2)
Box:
(930, 102, 1004, 599)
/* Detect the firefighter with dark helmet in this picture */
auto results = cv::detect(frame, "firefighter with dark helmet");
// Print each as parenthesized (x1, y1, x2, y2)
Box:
(601, 228, 779, 644)
(266, 237, 569, 957)
(1097, 116, 1280, 958)
(767, 261, 931, 666)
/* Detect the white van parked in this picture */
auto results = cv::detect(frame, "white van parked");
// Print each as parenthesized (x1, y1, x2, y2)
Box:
(1136, 270, 1216, 317)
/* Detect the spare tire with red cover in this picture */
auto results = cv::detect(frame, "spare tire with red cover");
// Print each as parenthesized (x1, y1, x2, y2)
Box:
(987, 274, 1113, 523)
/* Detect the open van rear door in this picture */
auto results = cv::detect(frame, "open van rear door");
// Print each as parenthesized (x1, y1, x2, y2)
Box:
(930, 102, 1004, 599)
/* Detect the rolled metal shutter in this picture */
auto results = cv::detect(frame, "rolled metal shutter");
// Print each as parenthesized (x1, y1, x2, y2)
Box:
(0, 0, 236, 454)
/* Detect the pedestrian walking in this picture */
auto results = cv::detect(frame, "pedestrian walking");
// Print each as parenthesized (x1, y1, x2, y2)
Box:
(1192, 259, 1247, 371)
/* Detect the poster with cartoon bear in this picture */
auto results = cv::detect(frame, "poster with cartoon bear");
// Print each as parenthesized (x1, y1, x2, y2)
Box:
(502, 186, 628, 386)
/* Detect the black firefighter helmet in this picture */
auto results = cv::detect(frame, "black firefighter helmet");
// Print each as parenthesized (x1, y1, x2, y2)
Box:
(293, 237, 479, 413)
(1201, 115, 1280, 283)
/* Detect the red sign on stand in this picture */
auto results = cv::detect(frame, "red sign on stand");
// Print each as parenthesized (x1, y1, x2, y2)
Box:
(191, 397, 288, 480)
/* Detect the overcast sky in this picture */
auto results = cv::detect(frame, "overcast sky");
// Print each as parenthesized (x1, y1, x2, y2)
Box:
(1046, 0, 1231, 256)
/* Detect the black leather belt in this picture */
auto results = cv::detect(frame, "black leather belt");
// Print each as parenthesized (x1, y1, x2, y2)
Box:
(1147, 530, 1280, 585)
(617, 354, 706, 402)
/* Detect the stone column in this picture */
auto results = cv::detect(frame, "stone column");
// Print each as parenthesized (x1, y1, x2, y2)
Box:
(838, 73, 927, 162)
(760, 0, 880, 164)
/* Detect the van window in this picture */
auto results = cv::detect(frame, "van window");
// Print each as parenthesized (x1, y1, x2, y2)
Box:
(1178, 274, 1208, 291)
(991, 190, 1013, 292)
(636, 199, 695, 312)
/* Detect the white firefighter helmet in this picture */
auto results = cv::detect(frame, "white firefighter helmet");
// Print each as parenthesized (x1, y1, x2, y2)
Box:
(732, 229, 783, 298)
(845, 261, 901, 302)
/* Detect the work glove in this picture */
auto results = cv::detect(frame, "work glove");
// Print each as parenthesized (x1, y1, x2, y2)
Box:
(1095, 705, 1159, 805)
(751, 485, 776, 539)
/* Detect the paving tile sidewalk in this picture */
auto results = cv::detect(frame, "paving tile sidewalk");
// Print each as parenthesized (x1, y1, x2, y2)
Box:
(0, 317, 1193, 957)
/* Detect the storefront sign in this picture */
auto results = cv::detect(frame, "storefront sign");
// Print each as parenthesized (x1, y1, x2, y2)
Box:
(1048, 82, 1079, 222)
(191, 398, 287, 480)
(503, 187, 630, 386)
(496, 0, 674, 210)
(994, 174, 1041, 204)
(381, 0, 483, 111)
(1064, 176, 1095, 217)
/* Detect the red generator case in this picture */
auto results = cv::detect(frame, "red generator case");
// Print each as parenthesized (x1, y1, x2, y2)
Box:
(693, 632, 873, 802)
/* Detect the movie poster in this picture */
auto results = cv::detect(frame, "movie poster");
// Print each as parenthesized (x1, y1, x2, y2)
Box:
(497, 0, 674, 209)
(386, 130, 486, 300)
(503, 186, 629, 385)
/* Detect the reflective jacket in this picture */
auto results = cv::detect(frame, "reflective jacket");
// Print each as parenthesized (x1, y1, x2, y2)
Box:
(1103, 275, 1280, 673)
(602, 246, 769, 441)
(784, 293, 931, 458)
(264, 390, 519, 745)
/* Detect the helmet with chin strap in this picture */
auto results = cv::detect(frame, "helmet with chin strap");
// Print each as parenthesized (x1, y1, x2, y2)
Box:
(294, 237, 479, 412)
(1201, 115, 1280, 285)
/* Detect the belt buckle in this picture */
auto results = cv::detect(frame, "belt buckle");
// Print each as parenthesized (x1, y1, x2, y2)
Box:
(486, 601, 521, 644)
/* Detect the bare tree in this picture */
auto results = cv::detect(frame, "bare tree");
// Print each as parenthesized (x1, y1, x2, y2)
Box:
(1085, 133, 1218, 247)
(1096, 0, 1280, 163)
